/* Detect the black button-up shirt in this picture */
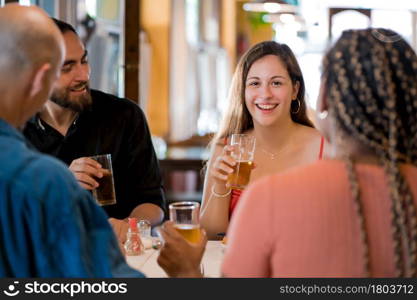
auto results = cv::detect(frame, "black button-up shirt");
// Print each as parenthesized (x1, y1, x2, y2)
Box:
(23, 89, 166, 219)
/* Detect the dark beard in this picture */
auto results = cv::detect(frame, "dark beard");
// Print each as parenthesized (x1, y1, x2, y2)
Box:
(50, 85, 92, 112)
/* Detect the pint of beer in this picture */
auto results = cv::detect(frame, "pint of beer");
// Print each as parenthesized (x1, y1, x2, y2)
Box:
(174, 224, 201, 244)
(91, 154, 117, 206)
(227, 160, 254, 189)
(227, 134, 256, 190)
(169, 202, 201, 243)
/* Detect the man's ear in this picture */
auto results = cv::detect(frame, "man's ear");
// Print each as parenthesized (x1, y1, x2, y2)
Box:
(29, 63, 52, 98)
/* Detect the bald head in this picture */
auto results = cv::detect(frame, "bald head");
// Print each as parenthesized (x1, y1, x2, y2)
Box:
(0, 4, 65, 126)
(0, 4, 64, 82)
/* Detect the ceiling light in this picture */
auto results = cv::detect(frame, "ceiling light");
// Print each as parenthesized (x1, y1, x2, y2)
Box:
(280, 13, 295, 23)
(243, 1, 296, 14)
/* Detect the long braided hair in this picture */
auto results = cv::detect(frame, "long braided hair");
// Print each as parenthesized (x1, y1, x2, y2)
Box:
(323, 28, 417, 277)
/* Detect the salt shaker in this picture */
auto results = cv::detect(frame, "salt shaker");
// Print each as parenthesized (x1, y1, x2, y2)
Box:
(138, 219, 153, 249)
(138, 220, 151, 238)
(124, 218, 144, 256)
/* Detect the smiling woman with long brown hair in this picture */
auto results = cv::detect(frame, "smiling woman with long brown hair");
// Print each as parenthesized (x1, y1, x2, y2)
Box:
(200, 41, 324, 239)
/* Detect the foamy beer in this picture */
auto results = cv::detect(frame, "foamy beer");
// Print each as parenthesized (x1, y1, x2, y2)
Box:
(227, 134, 256, 190)
(169, 201, 201, 243)
(91, 154, 117, 206)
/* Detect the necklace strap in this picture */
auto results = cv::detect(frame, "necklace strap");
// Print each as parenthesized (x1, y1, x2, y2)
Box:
(258, 143, 291, 160)
(260, 148, 277, 159)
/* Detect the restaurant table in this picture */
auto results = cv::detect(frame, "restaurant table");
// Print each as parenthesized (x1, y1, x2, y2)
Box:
(126, 241, 224, 278)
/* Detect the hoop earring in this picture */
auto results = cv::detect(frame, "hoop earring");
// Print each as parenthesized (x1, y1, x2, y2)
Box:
(291, 99, 301, 114)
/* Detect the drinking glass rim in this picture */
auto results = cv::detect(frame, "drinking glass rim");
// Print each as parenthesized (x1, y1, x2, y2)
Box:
(91, 153, 112, 159)
(229, 134, 256, 150)
(231, 133, 255, 138)
(169, 201, 200, 210)
(230, 133, 255, 141)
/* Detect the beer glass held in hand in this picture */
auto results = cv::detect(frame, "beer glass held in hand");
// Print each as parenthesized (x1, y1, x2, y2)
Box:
(227, 134, 256, 190)
(169, 201, 201, 244)
(91, 154, 117, 206)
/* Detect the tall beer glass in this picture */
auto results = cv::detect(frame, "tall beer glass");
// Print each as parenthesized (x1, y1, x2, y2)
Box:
(90, 154, 117, 206)
(227, 134, 256, 190)
(169, 201, 201, 243)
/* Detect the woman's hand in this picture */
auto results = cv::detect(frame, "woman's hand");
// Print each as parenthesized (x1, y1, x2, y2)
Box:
(210, 145, 236, 191)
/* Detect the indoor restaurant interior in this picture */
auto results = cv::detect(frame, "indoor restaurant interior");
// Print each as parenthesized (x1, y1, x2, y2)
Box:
(1, 0, 417, 279)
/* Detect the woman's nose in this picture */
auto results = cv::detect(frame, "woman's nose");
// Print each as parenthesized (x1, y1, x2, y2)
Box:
(258, 84, 272, 98)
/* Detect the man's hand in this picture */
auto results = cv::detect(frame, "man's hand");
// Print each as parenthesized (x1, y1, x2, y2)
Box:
(69, 157, 105, 190)
(157, 221, 207, 278)
(108, 217, 129, 245)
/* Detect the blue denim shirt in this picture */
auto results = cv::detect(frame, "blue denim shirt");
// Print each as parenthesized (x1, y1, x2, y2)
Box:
(0, 119, 144, 277)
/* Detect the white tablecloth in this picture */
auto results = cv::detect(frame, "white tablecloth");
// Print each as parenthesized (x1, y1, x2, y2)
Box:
(126, 241, 224, 278)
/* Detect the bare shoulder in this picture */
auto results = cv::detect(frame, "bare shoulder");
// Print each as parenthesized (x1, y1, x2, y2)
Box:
(296, 124, 322, 144)
(291, 125, 323, 161)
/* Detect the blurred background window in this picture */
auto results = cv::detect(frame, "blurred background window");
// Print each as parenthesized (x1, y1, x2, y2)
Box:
(169, 0, 230, 142)
(18, 0, 124, 98)
(77, 0, 124, 97)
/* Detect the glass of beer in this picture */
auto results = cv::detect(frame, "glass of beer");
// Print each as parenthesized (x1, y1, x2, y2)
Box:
(227, 134, 256, 190)
(90, 154, 117, 206)
(169, 201, 201, 244)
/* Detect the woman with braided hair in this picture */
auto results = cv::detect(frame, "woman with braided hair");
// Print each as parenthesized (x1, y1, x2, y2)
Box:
(155, 28, 417, 278)
(219, 28, 417, 277)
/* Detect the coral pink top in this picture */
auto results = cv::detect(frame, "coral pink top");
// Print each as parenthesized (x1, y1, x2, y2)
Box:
(222, 160, 417, 277)
(229, 136, 325, 218)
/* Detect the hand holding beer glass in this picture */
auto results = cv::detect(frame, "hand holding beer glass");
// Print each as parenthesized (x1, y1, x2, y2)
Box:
(90, 154, 117, 206)
(169, 202, 201, 244)
(227, 134, 256, 190)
